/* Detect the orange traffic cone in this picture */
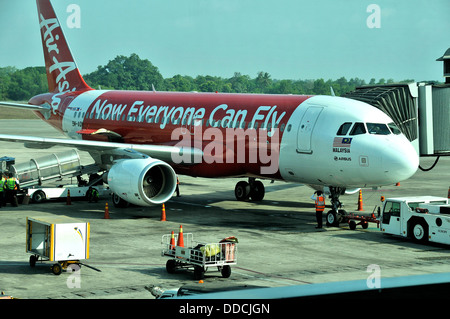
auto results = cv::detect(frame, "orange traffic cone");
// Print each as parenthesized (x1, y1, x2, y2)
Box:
(66, 189, 72, 205)
(160, 203, 166, 221)
(169, 231, 176, 250)
(104, 202, 110, 219)
(177, 225, 184, 247)
(357, 189, 364, 211)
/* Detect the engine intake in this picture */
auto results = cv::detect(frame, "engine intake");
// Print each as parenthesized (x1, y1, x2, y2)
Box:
(107, 158, 177, 206)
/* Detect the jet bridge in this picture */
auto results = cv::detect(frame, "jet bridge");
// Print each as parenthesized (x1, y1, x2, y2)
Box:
(342, 48, 450, 158)
(342, 82, 450, 157)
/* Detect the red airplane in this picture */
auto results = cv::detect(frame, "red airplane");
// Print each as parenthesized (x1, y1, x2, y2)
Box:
(0, 0, 418, 217)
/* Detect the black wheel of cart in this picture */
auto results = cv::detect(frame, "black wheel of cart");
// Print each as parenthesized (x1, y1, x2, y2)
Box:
(166, 259, 177, 274)
(349, 220, 357, 230)
(29, 255, 37, 267)
(361, 221, 369, 229)
(194, 266, 205, 280)
(221, 265, 231, 278)
(52, 263, 62, 275)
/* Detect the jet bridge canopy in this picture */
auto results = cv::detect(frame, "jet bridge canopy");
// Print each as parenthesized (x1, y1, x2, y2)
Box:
(342, 84, 417, 142)
(343, 82, 450, 157)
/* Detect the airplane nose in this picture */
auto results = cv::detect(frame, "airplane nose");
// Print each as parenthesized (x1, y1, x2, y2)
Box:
(382, 139, 419, 183)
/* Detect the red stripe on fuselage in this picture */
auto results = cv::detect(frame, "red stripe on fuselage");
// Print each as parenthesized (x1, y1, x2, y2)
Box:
(82, 91, 312, 178)
(83, 91, 311, 142)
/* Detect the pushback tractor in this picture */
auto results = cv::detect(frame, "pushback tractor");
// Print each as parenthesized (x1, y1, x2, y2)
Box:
(380, 196, 450, 245)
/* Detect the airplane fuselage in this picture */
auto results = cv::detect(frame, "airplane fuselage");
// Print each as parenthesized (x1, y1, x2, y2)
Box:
(29, 89, 418, 188)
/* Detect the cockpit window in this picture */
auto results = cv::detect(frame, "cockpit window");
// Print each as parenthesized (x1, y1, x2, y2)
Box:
(349, 122, 366, 135)
(388, 122, 401, 135)
(336, 122, 352, 136)
(367, 123, 391, 135)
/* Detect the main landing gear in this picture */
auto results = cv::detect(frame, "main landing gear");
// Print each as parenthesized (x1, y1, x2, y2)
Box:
(234, 178, 265, 201)
(325, 186, 348, 227)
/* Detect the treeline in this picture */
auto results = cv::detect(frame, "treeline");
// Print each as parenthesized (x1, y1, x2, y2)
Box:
(1, 53, 415, 101)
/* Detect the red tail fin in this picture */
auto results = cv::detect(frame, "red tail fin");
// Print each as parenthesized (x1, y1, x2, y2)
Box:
(37, 0, 91, 93)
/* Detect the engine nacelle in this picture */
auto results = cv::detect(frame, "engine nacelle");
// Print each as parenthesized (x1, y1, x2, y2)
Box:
(107, 158, 177, 206)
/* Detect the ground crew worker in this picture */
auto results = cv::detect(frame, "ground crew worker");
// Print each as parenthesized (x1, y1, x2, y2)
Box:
(4, 173, 19, 206)
(0, 174, 6, 207)
(87, 186, 99, 203)
(311, 191, 325, 228)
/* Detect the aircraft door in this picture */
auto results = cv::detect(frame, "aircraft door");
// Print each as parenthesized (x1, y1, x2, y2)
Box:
(61, 97, 80, 138)
(296, 106, 323, 153)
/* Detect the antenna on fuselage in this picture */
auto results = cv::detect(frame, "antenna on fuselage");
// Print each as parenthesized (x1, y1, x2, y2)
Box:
(330, 86, 336, 96)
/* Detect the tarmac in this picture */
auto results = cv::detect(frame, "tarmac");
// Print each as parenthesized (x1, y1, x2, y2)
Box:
(0, 119, 449, 300)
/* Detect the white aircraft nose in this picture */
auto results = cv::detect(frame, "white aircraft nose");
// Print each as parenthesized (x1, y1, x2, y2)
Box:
(382, 138, 419, 183)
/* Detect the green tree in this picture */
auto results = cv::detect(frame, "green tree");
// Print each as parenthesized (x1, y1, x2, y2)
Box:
(6, 67, 47, 101)
(254, 71, 272, 93)
(84, 53, 164, 91)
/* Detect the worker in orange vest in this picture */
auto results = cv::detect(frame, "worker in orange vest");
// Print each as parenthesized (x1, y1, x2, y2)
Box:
(311, 191, 325, 229)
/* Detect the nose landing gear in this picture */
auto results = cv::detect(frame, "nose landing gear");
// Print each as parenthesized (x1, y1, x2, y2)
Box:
(325, 186, 347, 227)
(234, 178, 265, 201)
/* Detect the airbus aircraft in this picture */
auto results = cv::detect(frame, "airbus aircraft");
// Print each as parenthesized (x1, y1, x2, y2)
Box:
(0, 0, 418, 219)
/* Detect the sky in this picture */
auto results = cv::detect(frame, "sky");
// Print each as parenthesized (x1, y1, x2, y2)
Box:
(0, 0, 449, 82)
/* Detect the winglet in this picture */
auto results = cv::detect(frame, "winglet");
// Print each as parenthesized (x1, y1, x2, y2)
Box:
(36, 0, 91, 93)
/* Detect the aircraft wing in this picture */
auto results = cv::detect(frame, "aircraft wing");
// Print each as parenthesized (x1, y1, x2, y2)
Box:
(0, 102, 50, 112)
(0, 134, 202, 164)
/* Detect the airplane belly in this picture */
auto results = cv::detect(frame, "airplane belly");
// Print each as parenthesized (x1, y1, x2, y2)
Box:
(61, 90, 109, 139)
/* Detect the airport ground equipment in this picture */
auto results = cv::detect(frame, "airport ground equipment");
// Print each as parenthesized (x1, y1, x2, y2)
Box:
(342, 212, 380, 230)
(26, 185, 110, 203)
(0, 150, 110, 203)
(380, 196, 450, 245)
(3, 150, 100, 188)
(162, 233, 238, 280)
(26, 216, 90, 275)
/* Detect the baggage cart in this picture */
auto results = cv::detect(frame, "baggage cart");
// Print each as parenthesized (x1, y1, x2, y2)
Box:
(344, 212, 380, 230)
(26, 216, 90, 275)
(161, 233, 237, 280)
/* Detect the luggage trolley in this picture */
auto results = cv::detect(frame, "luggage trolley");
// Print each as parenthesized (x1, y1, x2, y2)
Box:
(26, 216, 90, 275)
(161, 233, 238, 280)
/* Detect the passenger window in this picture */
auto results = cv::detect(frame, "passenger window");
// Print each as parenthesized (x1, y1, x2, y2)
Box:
(349, 122, 366, 135)
(367, 123, 390, 135)
(336, 122, 352, 136)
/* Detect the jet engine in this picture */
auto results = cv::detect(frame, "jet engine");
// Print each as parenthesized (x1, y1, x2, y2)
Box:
(107, 158, 177, 206)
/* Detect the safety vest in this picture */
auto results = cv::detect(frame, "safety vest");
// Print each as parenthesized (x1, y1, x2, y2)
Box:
(315, 196, 325, 211)
(0, 178, 5, 192)
(5, 178, 17, 190)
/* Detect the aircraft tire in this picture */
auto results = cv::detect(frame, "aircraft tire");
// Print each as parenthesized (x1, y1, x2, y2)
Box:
(250, 181, 265, 201)
(326, 210, 339, 227)
(235, 181, 250, 201)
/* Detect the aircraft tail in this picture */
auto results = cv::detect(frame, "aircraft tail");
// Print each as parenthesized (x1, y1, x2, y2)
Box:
(37, 0, 91, 93)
